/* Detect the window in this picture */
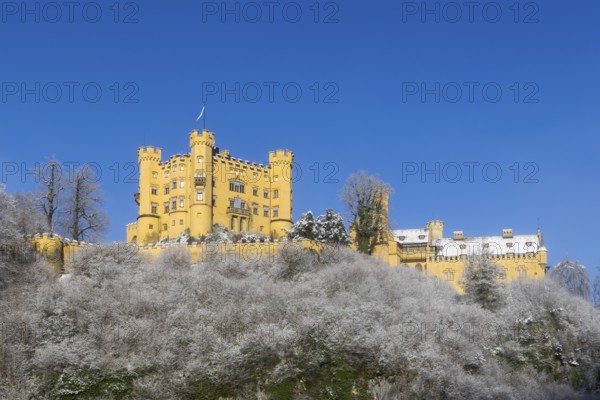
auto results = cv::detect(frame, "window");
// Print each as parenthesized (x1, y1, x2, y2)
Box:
(263, 189, 269, 199)
(172, 220, 175, 226)
(162, 224, 167, 231)
(196, 170, 204, 177)
(179, 196, 185, 208)
(273, 207, 279, 218)
(180, 165, 185, 171)
(229, 181, 245, 193)
(152, 171, 158, 179)
(252, 187, 258, 196)
(180, 180, 185, 188)
(179, 219, 184, 225)
(164, 202, 170, 214)
(171, 197, 177, 210)
(259, 226, 264, 232)
(149, 224, 154, 230)
(196, 189, 204, 201)
(274, 175, 279, 182)
(151, 203, 158, 214)
(172, 180, 177, 189)
(263, 207, 269, 217)
(212, 196, 216, 206)
(240, 201, 246, 209)
(273, 189, 279, 199)
(151, 186, 157, 196)
(197, 156, 203, 164)
(253, 204, 258, 215)
(518, 267, 527, 279)
(444, 270, 454, 281)
(164, 186, 170, 195)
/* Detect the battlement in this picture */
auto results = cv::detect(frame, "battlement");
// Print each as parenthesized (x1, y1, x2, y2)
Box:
(190, 129, 215, 148)
(138, 146, 162, 162)
(269, 149, 294, 165)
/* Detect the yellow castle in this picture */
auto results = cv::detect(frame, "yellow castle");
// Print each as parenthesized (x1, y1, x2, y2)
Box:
(126, 129, 293, 244)
(372, 221, 549, 291)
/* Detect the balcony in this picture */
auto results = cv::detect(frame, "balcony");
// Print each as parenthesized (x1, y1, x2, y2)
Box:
(134, 193, 140, 205)
(227, 207, 251, 216)
(195, 177, 206, 187)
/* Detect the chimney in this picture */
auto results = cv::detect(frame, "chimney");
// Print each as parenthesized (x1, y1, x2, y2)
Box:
(502, 229, 513, 239)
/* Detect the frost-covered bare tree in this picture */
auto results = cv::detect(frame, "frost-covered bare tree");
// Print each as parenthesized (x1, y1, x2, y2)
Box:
(14, 192, 46, 235)
(459, 255, 505, 310)
(340, 171, 391, 254)
(550, 258, 591, 301)
(0, 186, 19, 289)
(58, 167, 108, 242)
(36, 159, 64, 233)
(591, 272, 600, 308)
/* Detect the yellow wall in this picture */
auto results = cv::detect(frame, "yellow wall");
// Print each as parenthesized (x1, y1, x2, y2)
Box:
(28, 234, 324, 274)
(128, 129, 293, 245)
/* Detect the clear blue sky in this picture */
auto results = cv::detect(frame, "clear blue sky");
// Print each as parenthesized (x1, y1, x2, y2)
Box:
(0, 0, 599, 273)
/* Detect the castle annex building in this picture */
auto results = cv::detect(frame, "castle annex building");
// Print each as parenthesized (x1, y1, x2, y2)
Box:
(127, 129, 293, 244)
(373, 221, 549, 291)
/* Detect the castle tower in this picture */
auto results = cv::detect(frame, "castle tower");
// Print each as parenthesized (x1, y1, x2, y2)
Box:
(189, 129, 215, 238)
(137, 146, 162, 244)
(268, 149, 294, 238)
(426, 220, 444, 243)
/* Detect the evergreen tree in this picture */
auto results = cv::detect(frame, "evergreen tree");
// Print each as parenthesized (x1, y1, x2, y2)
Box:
(287, 211, 318, 241)
(316, 209, 351, 245)
(459, 255, 505, 310)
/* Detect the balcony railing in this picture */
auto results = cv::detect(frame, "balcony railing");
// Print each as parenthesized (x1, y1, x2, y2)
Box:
(195, 177, 206, 186)
(227, 207, 251, 216)
(134, 193, 140, 205)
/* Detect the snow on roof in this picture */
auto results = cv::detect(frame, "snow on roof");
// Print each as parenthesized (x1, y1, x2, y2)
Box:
(392, 229, 429, 245)
(431, 235, 541, 257)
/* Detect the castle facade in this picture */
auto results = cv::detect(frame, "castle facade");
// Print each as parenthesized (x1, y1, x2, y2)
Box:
(372, 221, 549, 291)
(126, 129, 293, 244)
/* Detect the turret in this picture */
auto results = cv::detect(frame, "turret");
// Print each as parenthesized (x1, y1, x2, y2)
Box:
(268, 149, 294, 238)
(137, 146, 162, 244)
(427, 220, 444, 243)
(189, 129, 215, 238)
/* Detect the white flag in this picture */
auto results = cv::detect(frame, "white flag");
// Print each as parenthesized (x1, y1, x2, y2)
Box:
(196, 105, 205, 121)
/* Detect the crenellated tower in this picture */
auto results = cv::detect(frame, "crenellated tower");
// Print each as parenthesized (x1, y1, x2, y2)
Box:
(136, 146, 162, 243)
(426, 220, 444, 243)
(189, 129, 215, 238)
(268, 149, 294, 238)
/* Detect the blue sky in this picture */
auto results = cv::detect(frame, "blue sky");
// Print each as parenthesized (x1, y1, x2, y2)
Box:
(0, 0, 599, 274)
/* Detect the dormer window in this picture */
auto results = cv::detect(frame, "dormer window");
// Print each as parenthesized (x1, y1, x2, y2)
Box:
(398, 236, 406, 241)
(418, 235, 426, 240)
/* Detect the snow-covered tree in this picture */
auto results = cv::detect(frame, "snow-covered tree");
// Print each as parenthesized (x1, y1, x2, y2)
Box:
(340, 171, 391, 254)
(287, 211, 318, 241)
(459, 255, 505, 310)
(14, 192, 46, 235)
(36, 159, 64, 232)
(205, 224, 230, 242)
(315, 209, 351, 245)
(58, 167, 108, 242)
(550, 258, 590, 301)
(593, 273, 600, 308)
